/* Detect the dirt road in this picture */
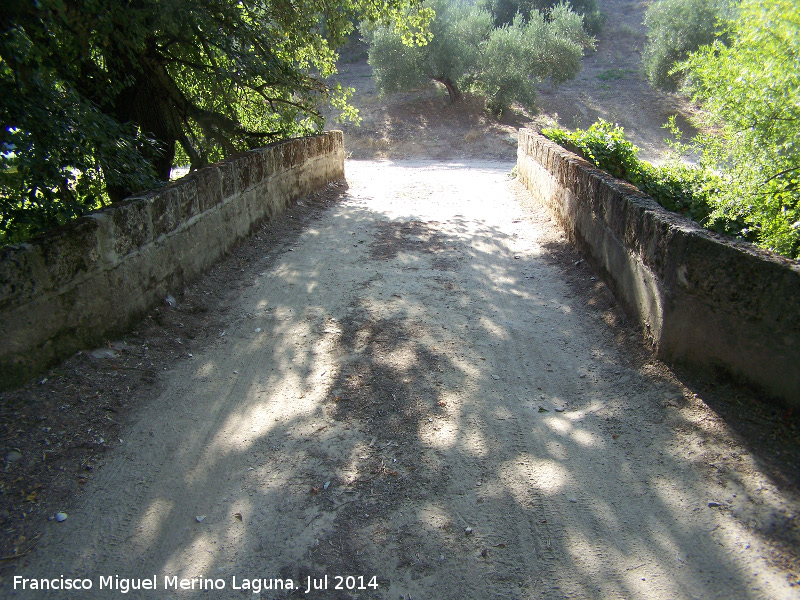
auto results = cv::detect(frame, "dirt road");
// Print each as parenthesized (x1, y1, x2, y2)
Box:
(4, 161, 797, 599)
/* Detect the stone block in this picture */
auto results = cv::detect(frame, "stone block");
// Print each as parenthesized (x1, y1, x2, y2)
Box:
(191, 166, 221, 214)
(150, 187, 181, 237)
(219, 160, 237, 201)
(0, 244, 49, 310)
(111, 198, 152, 257)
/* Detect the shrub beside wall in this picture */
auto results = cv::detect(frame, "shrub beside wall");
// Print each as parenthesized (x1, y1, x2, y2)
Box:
(517, 128, 800, 406)
(0, 132, 345, 389)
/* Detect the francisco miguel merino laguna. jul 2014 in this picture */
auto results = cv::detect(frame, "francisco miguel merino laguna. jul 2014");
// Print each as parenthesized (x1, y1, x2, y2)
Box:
(12, 574, 382, 594)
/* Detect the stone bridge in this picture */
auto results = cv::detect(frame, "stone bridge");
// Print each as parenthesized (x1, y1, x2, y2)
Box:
(1, 133, 798, 599)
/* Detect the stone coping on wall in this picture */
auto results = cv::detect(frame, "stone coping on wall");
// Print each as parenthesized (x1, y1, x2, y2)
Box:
(0, 132, 345, 389)
(517, 128, 800, 406)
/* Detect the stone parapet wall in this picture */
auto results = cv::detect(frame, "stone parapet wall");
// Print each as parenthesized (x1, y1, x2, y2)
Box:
(0, 132, 345, 388)
(517, 129, 800, 405)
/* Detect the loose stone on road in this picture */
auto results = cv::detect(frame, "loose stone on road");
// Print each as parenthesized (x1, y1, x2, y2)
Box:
(6, 161, 797, 600)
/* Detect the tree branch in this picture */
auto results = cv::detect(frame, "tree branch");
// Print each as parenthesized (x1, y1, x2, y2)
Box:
(177, 132, 204, 171)
(764, 166, 800, 184)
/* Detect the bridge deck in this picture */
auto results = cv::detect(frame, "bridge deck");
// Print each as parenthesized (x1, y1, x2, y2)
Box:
(7, 161, 796, 600)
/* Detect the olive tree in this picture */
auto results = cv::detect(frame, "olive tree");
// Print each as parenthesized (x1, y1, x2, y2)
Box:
(365, 0, 592, 115)
(642, 0, 732, 90)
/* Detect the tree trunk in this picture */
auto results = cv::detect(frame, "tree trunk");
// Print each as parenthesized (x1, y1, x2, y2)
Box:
(106, 68, 179, 203)
(433, 77, 461, 104)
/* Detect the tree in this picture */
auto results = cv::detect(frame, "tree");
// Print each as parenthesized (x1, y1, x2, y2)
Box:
(365, 0, 592, 115)
(0, 0, 432, 242)
(365, 0, 490, 104)
(473, 5, 590, 115)
(481, 0, 602, 34)
(642, 0, 732, 90)
(679, 0, 800, 258)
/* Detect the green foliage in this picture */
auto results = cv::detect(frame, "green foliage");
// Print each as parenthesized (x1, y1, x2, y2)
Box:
(1, 0, 432, 244)
(365, 0, 592, 115)
(476, 6, 590, 115)
(365, 0, 490, 102)
(542, 120, 732, 232)
(642, 0, 731, 90)
(543, 120, 640, 181)
(0, 12, 161, 244)
(482, 0, 602, 34)
(680, 0, 800, 258)
(635, 160, 725, 227)
(639, 0, 800, 256)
